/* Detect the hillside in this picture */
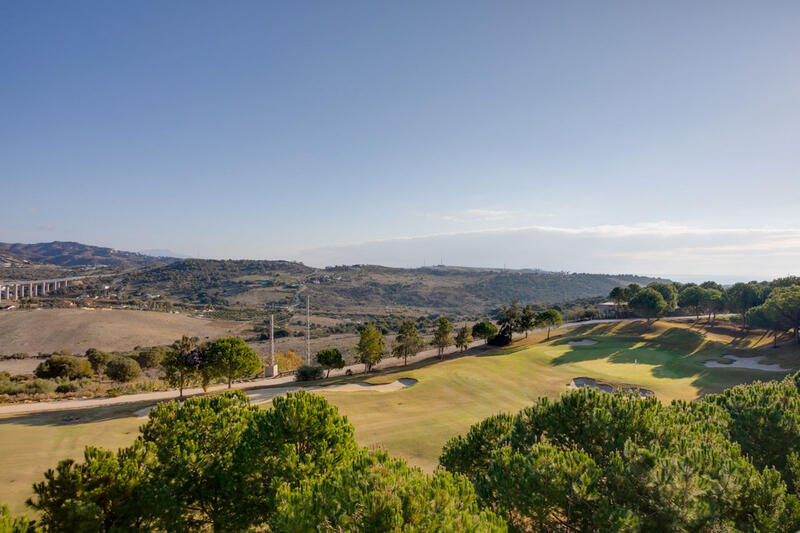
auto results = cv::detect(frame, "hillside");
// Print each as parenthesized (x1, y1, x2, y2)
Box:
(120, 259, 666, 314)
(0, 309, 248, 356)
(0, 241, 176, 269)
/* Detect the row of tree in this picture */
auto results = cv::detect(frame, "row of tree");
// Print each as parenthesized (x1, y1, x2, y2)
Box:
(342, 307, 562, 375)
(350, 317, 474, 373)
(608, 277, 800, 342)
(495, 301, 563, 342)
(162, 336, 261, 398)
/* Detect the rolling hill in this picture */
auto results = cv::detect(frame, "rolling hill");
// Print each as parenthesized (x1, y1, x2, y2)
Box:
(0, 241, 177, 269)
(120, 259, 666, 314)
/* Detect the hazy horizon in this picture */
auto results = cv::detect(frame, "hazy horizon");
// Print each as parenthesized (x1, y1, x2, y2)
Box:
(3, 2, 799, 281)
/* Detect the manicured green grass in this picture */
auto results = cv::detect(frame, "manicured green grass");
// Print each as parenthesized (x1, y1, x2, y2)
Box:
(1, 320, 796, 515)
(0, 404, 144, 515)
(318, 321, 797, 470)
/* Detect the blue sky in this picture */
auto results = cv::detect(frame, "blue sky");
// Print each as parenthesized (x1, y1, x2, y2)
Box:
(2, 1, 799, 280)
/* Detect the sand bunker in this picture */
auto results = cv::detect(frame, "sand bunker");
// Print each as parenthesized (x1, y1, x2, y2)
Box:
(704, 355, 787, 372)
(135, 378, 419, 418)
(568, 377, 654, 398)
(568, 339, 598, 346)
(318, 378, 418, 393)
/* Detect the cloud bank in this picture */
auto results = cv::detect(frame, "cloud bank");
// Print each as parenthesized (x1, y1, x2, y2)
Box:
(300, 223, 800, 281)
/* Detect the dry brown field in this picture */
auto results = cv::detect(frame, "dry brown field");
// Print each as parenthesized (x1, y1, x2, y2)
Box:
(0, 309, 248, 356)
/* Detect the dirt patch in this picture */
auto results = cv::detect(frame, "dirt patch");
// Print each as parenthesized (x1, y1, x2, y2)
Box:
(0, 358, 42, 375)
(568, 339, 598, 346)
(568, 377, 654, 398)
(704, 355, 788, 372)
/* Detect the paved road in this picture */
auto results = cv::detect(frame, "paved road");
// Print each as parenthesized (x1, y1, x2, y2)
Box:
(0, 315, 719, 416)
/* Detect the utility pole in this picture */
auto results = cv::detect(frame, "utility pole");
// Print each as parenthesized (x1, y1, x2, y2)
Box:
(265, 314, 278, 378)
(306, 296, 311, 365)
(270, 314, 275, 368)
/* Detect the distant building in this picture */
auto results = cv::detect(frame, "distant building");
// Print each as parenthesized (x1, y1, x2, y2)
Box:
(596, 301, 617, 313)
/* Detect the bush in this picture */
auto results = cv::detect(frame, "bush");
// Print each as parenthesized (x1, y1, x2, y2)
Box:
(487, 331, 512, 346)
(54, 378, 91, 394)
(85, 348, 112, 373)
(276, 350, 303, 372)
(296, 365, 324, 382)
(106, 357, 142, 383)
(35, 355, 92, 379)
(0, 379, 22, 395)
(135, 346, 167, 369)
(107, 387, 122, 397)
(56, 382, 79, 394)
(25, 378, 58, 395)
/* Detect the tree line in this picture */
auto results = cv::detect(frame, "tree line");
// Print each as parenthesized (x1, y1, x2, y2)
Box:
(609, 277, 800, 343)
(303, 305, 563, 377)
(7, 372, 800, 530)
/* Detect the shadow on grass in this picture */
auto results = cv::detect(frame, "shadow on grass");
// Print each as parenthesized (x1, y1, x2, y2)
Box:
(0, 401, 149, 427)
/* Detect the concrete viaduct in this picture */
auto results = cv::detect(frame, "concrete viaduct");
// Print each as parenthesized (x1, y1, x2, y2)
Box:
(0, 276, 89, 301)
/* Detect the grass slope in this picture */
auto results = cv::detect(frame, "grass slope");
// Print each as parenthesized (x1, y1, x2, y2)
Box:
(319, 321, 797, 469)
(1, 320, 796, 515)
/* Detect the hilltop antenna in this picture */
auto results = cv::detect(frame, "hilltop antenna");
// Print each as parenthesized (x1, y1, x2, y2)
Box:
(306, 296, 311, 365)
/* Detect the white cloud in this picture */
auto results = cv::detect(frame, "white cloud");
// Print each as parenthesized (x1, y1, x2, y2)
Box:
(464, 209, 515, 220)
(441, 208, 517, 224)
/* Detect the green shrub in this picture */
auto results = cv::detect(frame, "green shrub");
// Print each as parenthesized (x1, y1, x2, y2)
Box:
(295, 365, 324, 382)
(107, 387, 122, 397)
(487, 331, 512, 346)
(85, 348, 112, 373)
(121, 379, 168, 394)
(25, 379, 58, 395)
(0, 503, 35, 532)
(0, 379, 23, 395)
(106, 357, 142, 383)
(135, 346, 167, 369)
(55, 379, 88, 394)
(34, 355, 92, 379)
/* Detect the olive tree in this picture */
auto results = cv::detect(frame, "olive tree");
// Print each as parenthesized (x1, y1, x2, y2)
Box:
(205, 337, 261, 388)
(472, 321, 498, 345)
(316, 348, 345, 378)
(537, 309, 563, 340)
(162, 335, 201, 400)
